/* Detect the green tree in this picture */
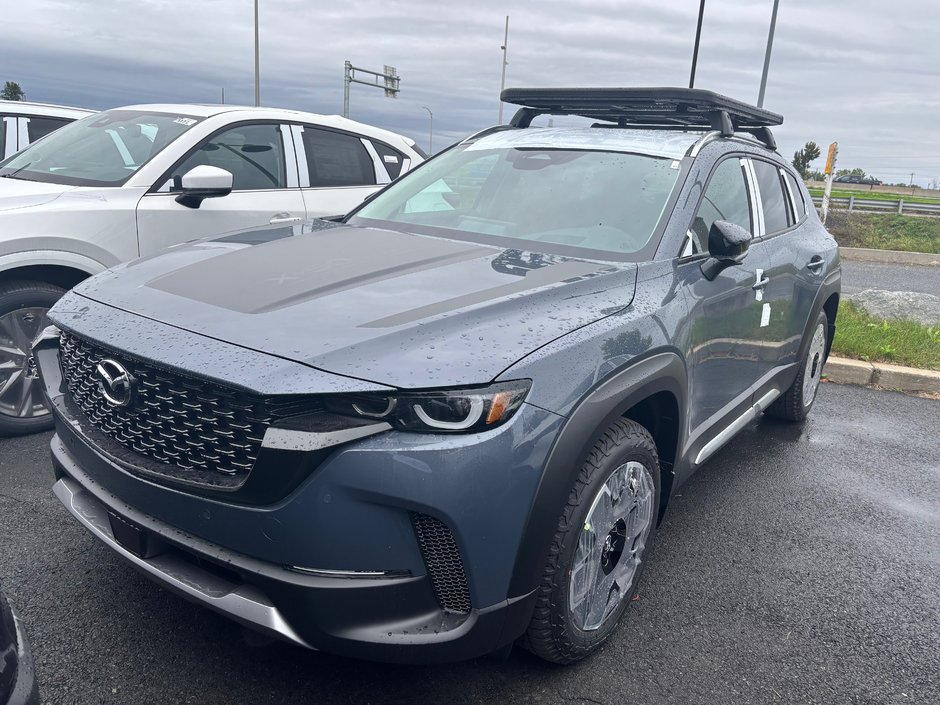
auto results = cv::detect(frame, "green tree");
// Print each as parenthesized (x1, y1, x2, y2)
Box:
(792, 141, 821, 179)
(1, 81, 24, 101)
(836, 167, 867, 178)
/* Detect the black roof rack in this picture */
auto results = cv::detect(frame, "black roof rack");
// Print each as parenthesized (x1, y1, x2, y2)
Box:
(500, 87, 782, 150)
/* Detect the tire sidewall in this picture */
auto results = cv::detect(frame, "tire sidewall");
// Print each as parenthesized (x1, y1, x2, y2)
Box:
(797, 310, 829, 415)
(555, 437, 660, 652)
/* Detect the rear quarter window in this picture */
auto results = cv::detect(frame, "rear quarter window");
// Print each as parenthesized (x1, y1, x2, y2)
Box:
(752, 159, 789, 234)
(784, 171, 807, 220)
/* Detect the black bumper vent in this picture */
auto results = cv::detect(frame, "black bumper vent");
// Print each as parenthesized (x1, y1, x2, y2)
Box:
(410, 512, 472, 614)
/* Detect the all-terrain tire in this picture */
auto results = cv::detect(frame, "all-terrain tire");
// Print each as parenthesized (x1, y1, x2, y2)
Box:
(767, 310, 829, 422)
(521, 418, 660, 664)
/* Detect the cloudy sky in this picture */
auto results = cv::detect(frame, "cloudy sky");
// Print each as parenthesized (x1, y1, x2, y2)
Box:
(2, 0, 938, 185)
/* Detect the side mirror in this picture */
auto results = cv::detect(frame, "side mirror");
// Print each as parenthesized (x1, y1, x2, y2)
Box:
(174, 165, 233, 209)
(700, 220, 751, 280)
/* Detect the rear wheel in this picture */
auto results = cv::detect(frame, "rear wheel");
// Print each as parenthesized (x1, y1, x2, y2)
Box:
(767, 310, 828, 422)
(0, 281, 65, 436)
(522, 418, 660, 664)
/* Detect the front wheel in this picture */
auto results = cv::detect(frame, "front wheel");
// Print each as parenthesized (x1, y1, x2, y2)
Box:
(521, 418, 660, 664)
(0, 280, 66, 436)
(767, 310, 829, 422)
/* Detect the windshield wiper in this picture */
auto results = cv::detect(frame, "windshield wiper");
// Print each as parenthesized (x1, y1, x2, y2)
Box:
(0, 162, 33, 179)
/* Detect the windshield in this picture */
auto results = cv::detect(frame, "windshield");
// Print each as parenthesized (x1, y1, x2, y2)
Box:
(0, 109, 203, 187)
(349, 142, 681, 259)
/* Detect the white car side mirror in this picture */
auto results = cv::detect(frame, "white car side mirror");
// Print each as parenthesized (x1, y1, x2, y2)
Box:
(175, 165, 234, 208)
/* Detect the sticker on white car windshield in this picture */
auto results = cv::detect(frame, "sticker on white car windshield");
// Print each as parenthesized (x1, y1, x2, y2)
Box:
(174, 117, 197, 126)
(383, 155, 399, 163)
(670, 160, 680, 169)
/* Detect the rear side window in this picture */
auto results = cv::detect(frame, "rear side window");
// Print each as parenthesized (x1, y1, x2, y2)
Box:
(372, 141, 406, 179)
(26, 116, 71, 143)
(784, 171, 807, 220)
(302, 127, 376, 187)
(752, 159, 789, 233)
(173, 123, 287, 191)
(690, 158, 752, 253)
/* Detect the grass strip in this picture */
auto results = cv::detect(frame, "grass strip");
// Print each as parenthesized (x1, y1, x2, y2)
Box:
(825, 212, 940, 253)
(832, 300, 940, 371)
(808, 188, 940, 205)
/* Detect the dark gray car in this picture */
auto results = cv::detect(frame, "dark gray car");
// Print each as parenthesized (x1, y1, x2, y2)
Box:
(35, 89, 840, 664)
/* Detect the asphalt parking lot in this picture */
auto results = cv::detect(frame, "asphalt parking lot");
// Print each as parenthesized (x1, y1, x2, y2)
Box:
(0, 383, 937, 705)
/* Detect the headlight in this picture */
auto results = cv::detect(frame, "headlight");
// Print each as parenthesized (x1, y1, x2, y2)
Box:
(322, 380, 531, 434)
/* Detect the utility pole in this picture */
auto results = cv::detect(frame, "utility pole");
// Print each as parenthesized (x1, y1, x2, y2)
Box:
(221, 87, 225, 104)
(343, 62, 400, 118)
(757, 0, 780, 107)
(498, 16, 510, 123)
(909, 172, 915, 187)
(422, 106, 433, 154)
(253, 0, 260, 106)
(689, 0, 705, 88)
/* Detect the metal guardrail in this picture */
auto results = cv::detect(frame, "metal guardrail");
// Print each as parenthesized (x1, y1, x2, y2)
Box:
(811, 195, 940, 217)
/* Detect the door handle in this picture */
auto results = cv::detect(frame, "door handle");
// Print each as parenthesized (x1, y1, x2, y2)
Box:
(269, 213, 302, 225)
(806, 257, 825, 272)
(752, 276, 770, 290)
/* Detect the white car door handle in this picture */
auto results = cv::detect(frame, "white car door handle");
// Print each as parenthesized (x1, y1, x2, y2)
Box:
(269, 213, 302, 225)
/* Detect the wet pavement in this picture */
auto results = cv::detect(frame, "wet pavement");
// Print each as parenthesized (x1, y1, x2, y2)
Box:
(0, 383, 937, 705)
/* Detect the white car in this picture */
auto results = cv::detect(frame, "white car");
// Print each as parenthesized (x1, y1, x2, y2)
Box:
(1, 99, 94, 159)
(0, 104, 425, 435)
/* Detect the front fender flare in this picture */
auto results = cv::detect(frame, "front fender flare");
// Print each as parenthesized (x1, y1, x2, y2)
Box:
(508, 350, 687, 598)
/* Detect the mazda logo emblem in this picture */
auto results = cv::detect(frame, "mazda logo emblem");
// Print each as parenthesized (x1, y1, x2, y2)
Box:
(96, 359, 135, 407)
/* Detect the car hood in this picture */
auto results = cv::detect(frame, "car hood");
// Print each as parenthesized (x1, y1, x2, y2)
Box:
(0, 176, 73, 213)
(74, 220, 638, 388)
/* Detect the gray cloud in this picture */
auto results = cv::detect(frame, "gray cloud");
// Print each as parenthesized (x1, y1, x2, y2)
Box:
(1, 0, 938, 184)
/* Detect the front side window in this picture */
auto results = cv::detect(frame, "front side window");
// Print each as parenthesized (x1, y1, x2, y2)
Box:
(172, 123, 286, 191)
(752, 159, 789, 233)
(350, 144, 680, 259)
(26, 116, 71, 143)
(303, 127, 376, 187)
(689, 158, 752, 253)
(0, 110, 202, 186)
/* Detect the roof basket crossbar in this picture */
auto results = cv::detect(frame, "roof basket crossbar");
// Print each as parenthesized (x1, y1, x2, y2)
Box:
(501, 87, 782, 150)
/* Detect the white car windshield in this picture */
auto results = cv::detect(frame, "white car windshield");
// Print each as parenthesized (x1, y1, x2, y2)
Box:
(349, 142, 681, 260)
(0, 109, 203, 187)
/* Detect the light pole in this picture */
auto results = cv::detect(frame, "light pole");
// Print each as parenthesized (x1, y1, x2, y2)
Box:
(757, 0, 780, 107)
(422, 106, 433, 154)
(498, 16, 509, 123)
(253, 0, 260, 106)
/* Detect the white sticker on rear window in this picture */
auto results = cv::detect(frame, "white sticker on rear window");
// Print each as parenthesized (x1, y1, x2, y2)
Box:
(383, 155, 399, 163)
(174, 117, 197, 126)
(760, 303, 771, 327)
(670, 160, 680, 169)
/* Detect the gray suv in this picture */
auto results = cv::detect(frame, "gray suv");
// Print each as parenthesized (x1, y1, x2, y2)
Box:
(35, 88, 840, 664)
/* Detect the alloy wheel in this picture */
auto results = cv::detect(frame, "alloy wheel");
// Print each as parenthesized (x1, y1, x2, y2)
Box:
(0, 307, 50, 419)
(568, 460, 655, 631)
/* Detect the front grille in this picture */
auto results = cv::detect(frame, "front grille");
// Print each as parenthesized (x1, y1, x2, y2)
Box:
(59, 331, 290, 485)
(410, 512, 472, 614)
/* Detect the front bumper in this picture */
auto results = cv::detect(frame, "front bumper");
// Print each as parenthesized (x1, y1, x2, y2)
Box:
(50, 434, 538, 663)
